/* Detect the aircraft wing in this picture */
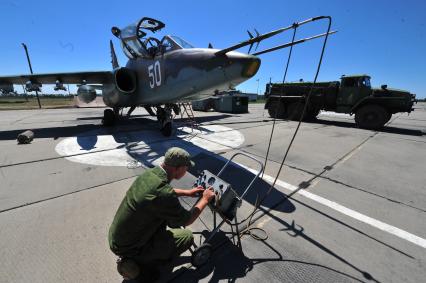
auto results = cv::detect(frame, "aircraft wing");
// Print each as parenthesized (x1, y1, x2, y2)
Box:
(0, 71, 113, 85)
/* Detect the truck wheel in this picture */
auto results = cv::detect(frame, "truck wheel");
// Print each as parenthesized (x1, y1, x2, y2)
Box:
(355, 105, 388, 130)
(287, 102, 305, 121)
(305, 109, 320, 121)
(268, 101, 287, 119)
(385, 113, 392, 124)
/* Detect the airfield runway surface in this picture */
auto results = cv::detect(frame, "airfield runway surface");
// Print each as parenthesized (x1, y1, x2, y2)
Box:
(0, 103, 425, 282)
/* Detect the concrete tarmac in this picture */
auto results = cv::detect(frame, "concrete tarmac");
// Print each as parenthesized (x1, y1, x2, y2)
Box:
(0, 103, 425, 282)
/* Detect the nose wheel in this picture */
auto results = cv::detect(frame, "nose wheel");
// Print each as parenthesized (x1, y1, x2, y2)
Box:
(157, 105, 174, 137)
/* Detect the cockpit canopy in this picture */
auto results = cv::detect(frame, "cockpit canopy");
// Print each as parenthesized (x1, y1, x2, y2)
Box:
(111, 17, 194, 59)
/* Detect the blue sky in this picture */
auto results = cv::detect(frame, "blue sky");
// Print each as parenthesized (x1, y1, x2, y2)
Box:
(0, 0, 425, 97)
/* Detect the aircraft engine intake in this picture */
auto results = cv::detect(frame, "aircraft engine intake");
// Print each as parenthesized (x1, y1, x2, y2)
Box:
(77, 85, 97, 103)
(101, 67, 137, 107)
(114, 67, 136, 93)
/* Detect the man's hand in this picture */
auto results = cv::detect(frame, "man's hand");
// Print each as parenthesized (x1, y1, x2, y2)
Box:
(187, 186, 205, 197)
(173, 187, 204, 197)
(185, 187, 216, 226)
(202, 187, 215, 201)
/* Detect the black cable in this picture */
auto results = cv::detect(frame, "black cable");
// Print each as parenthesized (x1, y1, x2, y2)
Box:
(239, 17, 333, 240)
(267, 16, 332, 194)
(262, 24, 298, 178)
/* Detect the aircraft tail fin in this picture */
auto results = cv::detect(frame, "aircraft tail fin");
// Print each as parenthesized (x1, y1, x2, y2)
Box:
(110, 40, 119, 69)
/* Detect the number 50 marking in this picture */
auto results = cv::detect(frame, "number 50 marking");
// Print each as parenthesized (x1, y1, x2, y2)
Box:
(148, 61, 161, 88)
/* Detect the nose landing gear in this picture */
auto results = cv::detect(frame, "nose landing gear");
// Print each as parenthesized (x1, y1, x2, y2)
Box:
(156, 105, 173, 137)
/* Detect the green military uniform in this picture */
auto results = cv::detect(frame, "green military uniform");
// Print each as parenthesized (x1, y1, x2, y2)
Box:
(108, 165, 193, 265)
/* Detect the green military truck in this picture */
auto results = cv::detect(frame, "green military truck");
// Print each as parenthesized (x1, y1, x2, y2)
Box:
(264, 74, 416, 129)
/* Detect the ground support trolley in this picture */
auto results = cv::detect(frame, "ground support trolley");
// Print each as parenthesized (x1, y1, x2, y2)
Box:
(189, 152, 264, 267)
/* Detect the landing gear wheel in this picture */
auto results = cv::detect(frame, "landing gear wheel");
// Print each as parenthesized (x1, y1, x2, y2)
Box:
(102, 109, 115, 126)
(161, 122, 172, 137)
(156, 107, 165, 122)
(191, 243, 212, 268)
(355, 105, 388, 130)
(267, 101, 287, 119)
(157, 106, 174, 136)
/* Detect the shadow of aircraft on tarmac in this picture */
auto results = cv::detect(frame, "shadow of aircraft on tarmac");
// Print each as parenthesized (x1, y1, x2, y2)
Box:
(1, 112, 422, 144)
(0, 114, 232, 141)
(0, 110, 295, 214)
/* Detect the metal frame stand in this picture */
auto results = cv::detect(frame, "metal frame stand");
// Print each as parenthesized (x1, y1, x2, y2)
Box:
(190, 152, 264, 267)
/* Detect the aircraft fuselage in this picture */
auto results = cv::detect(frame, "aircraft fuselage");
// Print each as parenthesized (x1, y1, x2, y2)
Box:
(102, 48, 260, 108)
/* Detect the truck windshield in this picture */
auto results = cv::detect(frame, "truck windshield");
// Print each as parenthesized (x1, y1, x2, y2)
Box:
(361, 77, 371, 88)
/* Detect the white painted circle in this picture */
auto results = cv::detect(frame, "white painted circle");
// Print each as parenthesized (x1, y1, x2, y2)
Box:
(55, 125, 244, 167)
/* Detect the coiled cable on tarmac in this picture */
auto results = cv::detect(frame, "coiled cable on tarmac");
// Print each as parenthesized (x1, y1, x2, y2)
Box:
(237, 16, 333, 241)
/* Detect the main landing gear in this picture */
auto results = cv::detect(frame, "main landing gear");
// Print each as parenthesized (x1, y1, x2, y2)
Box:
(102, 105, 178, 137)
(101, 107, 133, 126)
(102, 107, 119, 126)
(156, 105, 175, 137)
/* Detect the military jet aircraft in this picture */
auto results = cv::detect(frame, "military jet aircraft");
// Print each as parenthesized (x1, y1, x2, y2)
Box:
(0, 16, 335, 136)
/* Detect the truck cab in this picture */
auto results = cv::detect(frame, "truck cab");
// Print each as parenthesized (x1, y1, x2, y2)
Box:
(340, 74, 416, 129)
(337, 75, 372, 112)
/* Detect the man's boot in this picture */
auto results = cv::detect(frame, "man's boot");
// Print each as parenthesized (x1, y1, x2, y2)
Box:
(117, 257, 140, 280)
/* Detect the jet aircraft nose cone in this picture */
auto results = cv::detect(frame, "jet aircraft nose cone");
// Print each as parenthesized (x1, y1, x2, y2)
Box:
(224, 52, 261, 79)
(241, 56, 261, 78)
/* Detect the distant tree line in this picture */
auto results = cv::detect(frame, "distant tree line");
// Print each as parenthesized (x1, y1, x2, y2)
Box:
(0, 93, 74, 98)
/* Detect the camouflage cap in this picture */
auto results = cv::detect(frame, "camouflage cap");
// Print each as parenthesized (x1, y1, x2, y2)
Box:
(164, 147, 195, 167)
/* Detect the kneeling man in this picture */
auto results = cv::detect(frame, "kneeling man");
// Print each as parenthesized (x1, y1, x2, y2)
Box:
(108, 147, 215, 281)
